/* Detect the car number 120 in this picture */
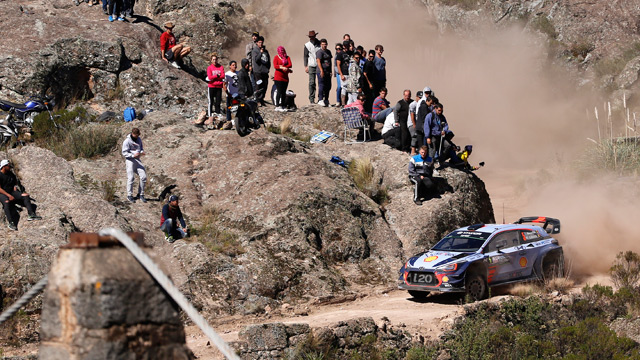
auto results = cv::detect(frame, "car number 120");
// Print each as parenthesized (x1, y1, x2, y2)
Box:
(412, 273, 433, 284)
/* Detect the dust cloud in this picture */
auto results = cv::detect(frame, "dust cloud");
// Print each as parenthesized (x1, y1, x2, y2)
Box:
(232, 0, 640, 278)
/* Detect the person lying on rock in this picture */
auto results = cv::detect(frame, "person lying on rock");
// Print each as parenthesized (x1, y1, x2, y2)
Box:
(160, 22, 191, 69)
(0, 160, 42, 231)
(160, 195, 188, 243)
(450, 145, 482, 171)
(408, 146, 436, 206)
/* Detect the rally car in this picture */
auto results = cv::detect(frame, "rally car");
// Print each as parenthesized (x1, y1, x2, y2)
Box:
(398, 217, 564, 301)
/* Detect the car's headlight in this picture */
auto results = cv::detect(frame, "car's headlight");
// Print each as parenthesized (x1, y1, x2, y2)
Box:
(439, 263, 458, 271)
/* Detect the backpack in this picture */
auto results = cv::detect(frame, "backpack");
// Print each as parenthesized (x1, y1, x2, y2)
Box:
(123, 107, 136, 122)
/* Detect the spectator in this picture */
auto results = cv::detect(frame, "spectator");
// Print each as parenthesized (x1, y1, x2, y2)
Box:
(416, 88, 434, 148)
(334, 43, 344, 106)
(206, 53, 225, 118)
(122, 0, 134, 17)
(372, 87, 392, 123)
(393, 89, 413, 153)
(408, 145, 436, 206)
(409, 90, 423, 155)
(337, 40, 352, 106)
(424, 103, 453, 162)
(451, 145, 482, 171)
(121, 128, 147, 203)
(373, 45, 387, 95)
(356, 46, 366, 69)
(251, 36, 270, 106)
(160, 195, 188, 243)
(160, 22, 191, 69)
(237, 59, 253, 98)
(345, 52, 363, 105)
(224, 61, 239, 122)
(344, 93, 371, 121)
(316, 38, 333, 107)
(304, 30, 322, 105)
(0, 160, 42, 231)
(245, 31, 259, 89)
(362, 50, 376, 113)
(101, 0, 108, 14)
(107, 0, 124, 21)
(273, 46, 293, 112)
(381, 107, 401, 150)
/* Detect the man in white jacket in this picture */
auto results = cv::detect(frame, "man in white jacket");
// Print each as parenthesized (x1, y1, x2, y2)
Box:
(121, 128, 147, 203)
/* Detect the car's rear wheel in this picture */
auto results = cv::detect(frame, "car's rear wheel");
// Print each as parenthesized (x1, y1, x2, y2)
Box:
(408, 290, 429, 299)
(543, 252, 565, 280)
(465, 272, 488, 301)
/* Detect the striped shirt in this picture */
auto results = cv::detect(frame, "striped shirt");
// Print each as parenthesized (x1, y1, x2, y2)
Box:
(372, 96, 390, 118)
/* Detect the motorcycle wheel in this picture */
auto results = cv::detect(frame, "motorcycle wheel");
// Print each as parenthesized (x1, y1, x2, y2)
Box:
(235, 115, 250, 137)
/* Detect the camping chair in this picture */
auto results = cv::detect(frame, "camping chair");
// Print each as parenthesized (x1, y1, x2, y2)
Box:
(341, 106, 371, 143)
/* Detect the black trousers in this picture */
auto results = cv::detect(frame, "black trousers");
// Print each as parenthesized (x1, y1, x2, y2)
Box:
(255, 72, 268, 104)
(208, 87, 222, 116)
(409, 176, 435, 201)
(274, 80, 289, 107)
(0, 191, 35, 224)
(122, 0, 133, 15)
(320, 73, 332, 105)
(382, 127, 401, 150)
(399, 117, 411, 153)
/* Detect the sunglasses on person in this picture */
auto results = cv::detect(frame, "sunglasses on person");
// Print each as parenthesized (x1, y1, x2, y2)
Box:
(336, 47, 342, 51)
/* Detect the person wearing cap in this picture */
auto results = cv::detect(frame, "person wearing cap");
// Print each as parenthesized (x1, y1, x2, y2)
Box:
(408, 90, 424, 155)
(121, 128, 147, 203)
(160, 22, 191, 69)
(303, 30, 322, 105)
(251, 36, 271, 106)
(160, 195, 188, 243)
(0, 160, 42, 231)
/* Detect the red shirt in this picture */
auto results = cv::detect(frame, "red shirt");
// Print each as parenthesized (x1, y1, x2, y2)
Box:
(273, 55, 292, 82)
(160, 31, 176, 53)
(207, 64, 225, 88)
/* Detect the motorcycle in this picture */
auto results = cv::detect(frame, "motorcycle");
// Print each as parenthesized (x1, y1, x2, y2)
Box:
(228, 83, 265, 137)
(0, 110, 21, 147)
(0, 95, 55, 130)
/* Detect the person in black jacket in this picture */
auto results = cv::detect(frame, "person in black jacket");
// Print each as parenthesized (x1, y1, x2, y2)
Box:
(251, 36, 270, 106)
(0, 160, 42, 231)
(237, 59, 253, 98)
(394, 90, 413, 153)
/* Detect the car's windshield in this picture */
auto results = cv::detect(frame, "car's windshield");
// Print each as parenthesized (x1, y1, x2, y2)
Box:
(431, 230, 491, 252)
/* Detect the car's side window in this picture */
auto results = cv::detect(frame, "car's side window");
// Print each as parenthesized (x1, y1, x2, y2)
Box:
(520, 230, 543, 243)
(485, 231, 519, 253)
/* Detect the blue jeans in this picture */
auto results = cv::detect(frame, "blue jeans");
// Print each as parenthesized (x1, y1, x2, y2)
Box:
(373, 107, 393, 123)
(160, 219, 187, 239)
(336, 75, 342, 103)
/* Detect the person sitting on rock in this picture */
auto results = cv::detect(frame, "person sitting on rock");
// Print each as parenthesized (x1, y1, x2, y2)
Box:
(160, 195, 188, 243)
(160, 22, 191, 69)
(381, 106, 401, 150)
(408, 146, 435, 206)
(0, 160, 42, 231)
(372, 87, 392, 123)
(450, 145, 482, 171)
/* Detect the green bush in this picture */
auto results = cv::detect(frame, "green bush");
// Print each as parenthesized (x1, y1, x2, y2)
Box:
(43, 124, 119, 160)
(610, 251, 640, 289)
(190, 208, 244, 257)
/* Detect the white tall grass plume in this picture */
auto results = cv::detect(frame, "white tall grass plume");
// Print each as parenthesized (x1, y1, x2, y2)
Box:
(623, 91, 627, 109)
(595, 107, 601, 142)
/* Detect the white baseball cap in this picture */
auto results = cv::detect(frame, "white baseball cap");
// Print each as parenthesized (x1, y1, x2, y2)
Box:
(0, 159, 10, 168)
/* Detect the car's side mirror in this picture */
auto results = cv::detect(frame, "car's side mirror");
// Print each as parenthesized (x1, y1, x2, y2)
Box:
(495, 240, 507, 252)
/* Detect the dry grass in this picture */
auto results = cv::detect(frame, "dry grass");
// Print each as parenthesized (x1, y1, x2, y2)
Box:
(509, 283, 540, 297)
(190, 208, 244, 257)
(347, 157, 390, 205)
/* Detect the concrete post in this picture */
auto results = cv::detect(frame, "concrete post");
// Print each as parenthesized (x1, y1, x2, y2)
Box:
(39, 233, 194, 360)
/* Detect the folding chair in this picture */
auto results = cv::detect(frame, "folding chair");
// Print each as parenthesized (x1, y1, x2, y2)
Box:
(341, 106, 371, 143)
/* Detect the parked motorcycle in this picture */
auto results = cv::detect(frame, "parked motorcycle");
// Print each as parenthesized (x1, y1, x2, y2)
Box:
(0, 95, 55, 129)
(0, 110, 21, 147)
(228, 83, 265, 137)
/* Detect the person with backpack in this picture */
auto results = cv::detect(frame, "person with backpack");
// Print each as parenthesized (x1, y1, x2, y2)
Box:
(0, 160, 42, 231)
(206, 53, 225, 118)
(121, 128, 147, 203)
(160, 195, 188, 243)
(273, 46, 293, 112)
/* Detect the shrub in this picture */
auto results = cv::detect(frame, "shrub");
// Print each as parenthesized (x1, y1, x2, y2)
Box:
(578, 139, 640, 176)
(347, 157, 389, 205)
(436, 0, 479, 11)
(190, 208, 244, 257)
(266, 118, 311, 142)
(531, 16, 557, 39)
(43, 124, 119, 160)
(101, 180, 117, 202)
(610, 251, 640, 289)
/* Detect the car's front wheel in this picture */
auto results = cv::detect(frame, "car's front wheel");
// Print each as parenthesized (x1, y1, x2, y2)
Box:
(408, 290, 429, 299)
(465, 272, 488, 301)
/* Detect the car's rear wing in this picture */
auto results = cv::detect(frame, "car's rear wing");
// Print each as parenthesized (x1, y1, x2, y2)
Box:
(514, 216, 561, 234)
